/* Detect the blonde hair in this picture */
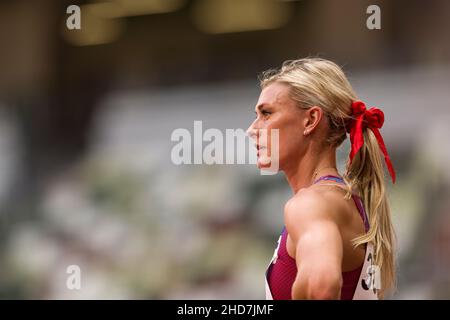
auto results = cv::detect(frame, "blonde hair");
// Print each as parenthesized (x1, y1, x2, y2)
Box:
(260, 58, 396, 298)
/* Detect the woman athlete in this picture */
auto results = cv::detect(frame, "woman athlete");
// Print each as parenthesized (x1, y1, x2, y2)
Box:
(246, 58, 397, 300)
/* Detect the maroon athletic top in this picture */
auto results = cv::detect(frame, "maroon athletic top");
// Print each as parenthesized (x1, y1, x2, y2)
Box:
(266, 175, 370, 300)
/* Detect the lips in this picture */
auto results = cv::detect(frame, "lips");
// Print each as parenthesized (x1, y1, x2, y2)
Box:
(256, 144, 266, 151)
(256, 144, 266, 157)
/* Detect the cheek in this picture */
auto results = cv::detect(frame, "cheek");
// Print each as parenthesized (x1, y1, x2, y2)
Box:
(278, 120, 304, 156)
(259, 113, 303, 153)
(255, 120, 272, 146)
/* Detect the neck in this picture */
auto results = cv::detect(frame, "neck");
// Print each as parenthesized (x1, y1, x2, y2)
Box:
(284, 146, 339, 194)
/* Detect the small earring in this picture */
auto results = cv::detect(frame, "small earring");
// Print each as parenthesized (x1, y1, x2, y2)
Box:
(304, 130, 309, 136)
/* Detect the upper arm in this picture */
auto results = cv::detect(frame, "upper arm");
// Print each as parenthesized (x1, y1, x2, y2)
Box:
(285, 191, 344, 299)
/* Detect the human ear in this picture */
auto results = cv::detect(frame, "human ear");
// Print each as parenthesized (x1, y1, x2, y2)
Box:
(303, 106, 323, 136)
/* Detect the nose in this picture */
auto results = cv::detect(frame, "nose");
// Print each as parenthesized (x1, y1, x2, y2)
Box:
(246, 120, 258, 141)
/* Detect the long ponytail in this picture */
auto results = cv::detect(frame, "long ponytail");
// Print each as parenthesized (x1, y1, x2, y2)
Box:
(344, 129, 396, 298)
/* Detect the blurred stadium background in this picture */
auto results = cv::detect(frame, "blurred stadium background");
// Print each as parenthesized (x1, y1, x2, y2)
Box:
(0, 0, 449, 299)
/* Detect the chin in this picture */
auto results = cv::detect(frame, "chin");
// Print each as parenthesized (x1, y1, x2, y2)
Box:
(256, 155, 282, 173)
(257, 163, 272, 170)
(257, 155, 271, 168)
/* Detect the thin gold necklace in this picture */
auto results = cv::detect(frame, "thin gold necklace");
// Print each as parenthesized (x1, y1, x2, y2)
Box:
(311, 166, 339, 183)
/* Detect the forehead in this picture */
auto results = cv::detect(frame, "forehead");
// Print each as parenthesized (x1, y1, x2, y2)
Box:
(257, 82, 293, 106)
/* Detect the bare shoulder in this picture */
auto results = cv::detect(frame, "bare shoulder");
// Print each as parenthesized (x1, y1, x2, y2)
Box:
(284, 186, 349, 241)
(284, 188, 329, 221)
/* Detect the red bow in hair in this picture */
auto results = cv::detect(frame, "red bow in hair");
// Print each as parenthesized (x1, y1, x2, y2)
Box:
(347, 101, 396, 184)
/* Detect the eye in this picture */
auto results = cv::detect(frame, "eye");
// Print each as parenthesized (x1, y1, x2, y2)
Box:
(254, 109, 272, 118)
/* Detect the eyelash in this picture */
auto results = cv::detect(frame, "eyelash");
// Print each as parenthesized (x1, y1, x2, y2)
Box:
(256, 110, 271, 117)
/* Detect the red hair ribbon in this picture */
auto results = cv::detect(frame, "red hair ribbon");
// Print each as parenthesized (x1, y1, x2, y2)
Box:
(346, 101, 396, 184)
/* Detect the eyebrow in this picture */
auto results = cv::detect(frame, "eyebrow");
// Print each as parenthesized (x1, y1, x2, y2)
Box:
(254, 103, 271, 113)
